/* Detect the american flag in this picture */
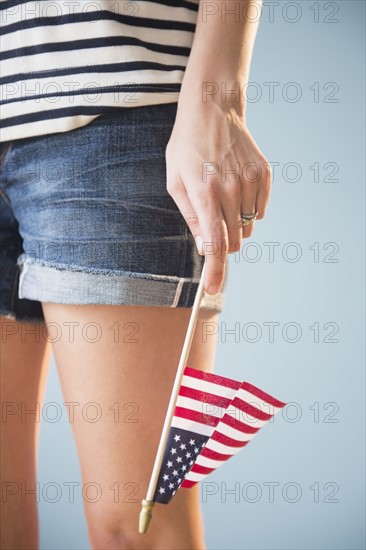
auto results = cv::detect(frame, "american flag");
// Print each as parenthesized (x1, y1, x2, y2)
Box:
(152, 366, 286, 504)
(182, 381, 286, 488)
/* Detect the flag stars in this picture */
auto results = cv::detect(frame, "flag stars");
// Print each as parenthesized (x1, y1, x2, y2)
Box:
(156, 431, 212, 502)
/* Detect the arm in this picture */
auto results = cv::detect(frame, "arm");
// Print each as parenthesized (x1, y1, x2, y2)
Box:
(166, 0, 271, 294)
(179, 0, 262, 116)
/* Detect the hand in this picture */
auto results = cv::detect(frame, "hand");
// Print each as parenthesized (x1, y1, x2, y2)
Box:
(165, 100, 272, 295)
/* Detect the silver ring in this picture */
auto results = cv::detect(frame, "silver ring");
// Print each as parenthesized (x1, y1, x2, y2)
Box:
(241, 211, 259, 226)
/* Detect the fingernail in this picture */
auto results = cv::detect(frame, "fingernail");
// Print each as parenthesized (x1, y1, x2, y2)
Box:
(195, 235, 203, 255)
(207, 284, 220, 295)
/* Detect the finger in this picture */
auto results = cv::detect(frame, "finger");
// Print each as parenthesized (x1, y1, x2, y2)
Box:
(170, 168, 228, 294)
(166, 175, 204, 254)
(240, 158, 268, 238)
(194, 197, 228, 295)
(255, 163, 272, 220)
(218, 178, 242, 254)
(240, 189, 258, 239)
(242, 218, 256, 239)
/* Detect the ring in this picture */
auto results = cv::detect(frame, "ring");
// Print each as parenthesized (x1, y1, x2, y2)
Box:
(241, 211, 259, 226)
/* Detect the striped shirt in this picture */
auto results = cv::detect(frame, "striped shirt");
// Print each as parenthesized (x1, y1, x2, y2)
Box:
(0, 0, 199, 142)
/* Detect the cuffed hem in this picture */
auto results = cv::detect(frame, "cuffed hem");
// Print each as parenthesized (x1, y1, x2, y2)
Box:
(17, 255, 225, 313)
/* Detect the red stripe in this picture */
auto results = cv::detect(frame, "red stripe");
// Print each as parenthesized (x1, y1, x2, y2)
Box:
(184, 366, 241, 390)
(174, 406, 220, 427)
(232, 397, 272, 421)
(190, 463, 215, 475)
(240, 381, 287, 408)
(201, 447, 232, 461)
(221, 413, 259, 434)
(178, 385, 233, 408)
(181, 479, 197, 489)
(211, 430, 250, 448)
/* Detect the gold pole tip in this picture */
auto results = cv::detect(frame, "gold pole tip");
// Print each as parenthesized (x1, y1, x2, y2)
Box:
(139, 499, 155, 534)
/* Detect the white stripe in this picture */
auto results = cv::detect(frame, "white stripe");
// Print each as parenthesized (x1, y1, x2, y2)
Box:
(181, 375, 239, 400)
(176, 396, 225, 418)
(235, 387, 283, 415)
(214, 422, 258, 443)
(184, 471, 206, 483)
(171, 416, 215, 437)
(1, 18, 195, 53)
(0, 93, 180, 142)
(0, 69, 185, 115)
(1, 1, 198, 28)
(1, 46, 189, 78)
(1, 66, 185, 103)
(223, 407, 268, 429)
(194, 455, 227, 469)
(201, 438, 240, 456)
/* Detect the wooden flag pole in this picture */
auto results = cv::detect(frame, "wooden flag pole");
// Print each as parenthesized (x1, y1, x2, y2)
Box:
(139, 261, 207, 534)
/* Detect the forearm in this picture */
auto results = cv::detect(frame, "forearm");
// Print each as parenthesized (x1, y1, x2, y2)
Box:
(179, 0, 262, 114)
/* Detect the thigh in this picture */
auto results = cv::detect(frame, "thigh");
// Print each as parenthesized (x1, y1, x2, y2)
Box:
(0, 316, 51, 549)
(41, 302, 219, 549)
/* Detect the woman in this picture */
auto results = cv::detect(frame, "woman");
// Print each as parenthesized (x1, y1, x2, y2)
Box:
(1, 1, 271, 548)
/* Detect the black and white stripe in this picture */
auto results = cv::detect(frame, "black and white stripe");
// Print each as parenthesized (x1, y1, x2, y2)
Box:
(0, 0, 199, 141)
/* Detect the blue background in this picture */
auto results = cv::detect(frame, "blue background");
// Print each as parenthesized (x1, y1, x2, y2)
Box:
(37, 1, 365, 548)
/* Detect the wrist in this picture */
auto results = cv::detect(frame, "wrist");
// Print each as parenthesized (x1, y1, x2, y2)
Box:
(178, 77, 247, 120)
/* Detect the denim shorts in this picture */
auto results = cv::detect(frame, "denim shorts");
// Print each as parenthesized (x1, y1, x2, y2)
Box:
(0, 103, 227, 323)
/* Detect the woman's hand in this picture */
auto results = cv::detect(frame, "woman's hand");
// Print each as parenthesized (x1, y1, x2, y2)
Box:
(166, 99, 272, 295)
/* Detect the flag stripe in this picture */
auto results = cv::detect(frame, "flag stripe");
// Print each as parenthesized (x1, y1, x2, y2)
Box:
(189, 463, 215, 475)
(231, 397, 272, 421)
(181, 374, 240, 398)
(220, 412, 260, 434)
(171, 416, 216, 437)
(184, 366, 241, 390)
(235, 387, 285, 414)
(194, 435, 240, 455)
(179, 384, 234, 409)
(200, 447, 233, 461)
(176, 395, 224, 418)
(214, 422, 257, 443)
(240, 381, 287, 408)
(182, 471, 205, 483)
(211, 430, 250, 448)
(181, 479, 196, 488)
(223, 406, 270, 428)
(192, 455, 226, 469)
(174, 406, 220, 427)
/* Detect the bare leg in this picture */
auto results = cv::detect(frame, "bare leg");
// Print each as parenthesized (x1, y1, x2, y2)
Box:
(41, 303, 219, 550)
(0, 317, 52, 550)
